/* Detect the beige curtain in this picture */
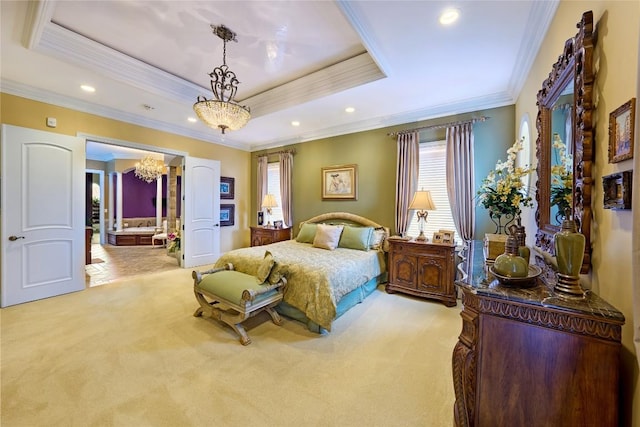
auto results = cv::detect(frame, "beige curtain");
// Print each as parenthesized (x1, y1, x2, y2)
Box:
(445, 123, 475, 241)
(279, 151, 293, 227)
(395, 131, 419, 236)
(257, 155, 268, 214)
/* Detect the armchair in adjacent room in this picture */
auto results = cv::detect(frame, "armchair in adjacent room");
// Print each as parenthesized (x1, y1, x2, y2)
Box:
(152, 220, 168, 248)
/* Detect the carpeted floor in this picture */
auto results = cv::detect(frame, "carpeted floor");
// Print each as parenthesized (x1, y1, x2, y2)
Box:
(1, 267, 461, 426)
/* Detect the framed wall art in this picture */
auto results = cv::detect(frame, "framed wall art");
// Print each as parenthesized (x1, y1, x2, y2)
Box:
(220, 204, 235, 226)
(220, 176, 235, 199)
(603, 170, 632, 210)
(608, 98, 635, 163)
(321, 164, 358, 200)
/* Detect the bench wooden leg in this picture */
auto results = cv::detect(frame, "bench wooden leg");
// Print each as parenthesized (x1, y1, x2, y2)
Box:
(266, 307, 282, 325)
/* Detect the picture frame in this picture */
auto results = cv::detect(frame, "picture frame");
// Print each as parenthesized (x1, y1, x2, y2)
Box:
(273, 220, 283, 229)
(603, 170, 632, 210)
(321, 164, 358, 200)
(257, 211, 264, 226)
(439, 229, 455, 244)
(220, 176, 235, 199)
(432, 232, 444, 244)
(608, 98, 635, 163)
(220, 204, 235, 226)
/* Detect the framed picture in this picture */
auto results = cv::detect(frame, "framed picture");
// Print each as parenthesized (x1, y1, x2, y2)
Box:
(439, 229, 455, 244)
(220, 204, 235, 227)
(603, 170, 632, 210)
(273, 220, 283, 229)
(321, 164, 358, 200)
(608, 98, 635, 163)
(257, 211, 264, 226)
(432, 232, 443, 244)
(220, 177, 235, 199)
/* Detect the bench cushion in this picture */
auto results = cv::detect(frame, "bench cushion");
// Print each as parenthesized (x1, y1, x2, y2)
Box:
(197, 270, 278, 305)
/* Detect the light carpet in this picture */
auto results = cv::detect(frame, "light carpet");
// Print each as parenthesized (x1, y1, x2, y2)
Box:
(1, 267, 461, 426)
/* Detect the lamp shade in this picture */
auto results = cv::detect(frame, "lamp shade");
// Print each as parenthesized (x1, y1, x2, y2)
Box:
(409, 190, 436, 211)
(261, 194, 278, 209)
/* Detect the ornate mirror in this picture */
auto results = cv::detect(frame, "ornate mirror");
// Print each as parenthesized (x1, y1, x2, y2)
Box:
(535, 11, 593, 274)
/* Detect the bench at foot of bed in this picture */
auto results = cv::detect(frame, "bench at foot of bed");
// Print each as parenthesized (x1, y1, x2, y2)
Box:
(192, 263, 286, 345)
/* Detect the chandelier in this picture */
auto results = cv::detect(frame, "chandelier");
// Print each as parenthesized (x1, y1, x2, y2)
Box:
(134, 155, 164, 183)
(193, 24, 251, 134)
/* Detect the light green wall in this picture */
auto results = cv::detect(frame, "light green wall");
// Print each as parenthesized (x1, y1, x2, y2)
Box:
(252, 105, 515, 237)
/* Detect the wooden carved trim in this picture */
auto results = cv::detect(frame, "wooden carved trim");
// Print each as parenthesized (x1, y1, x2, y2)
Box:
(452, 341, 476, 427)
(477, 298, 622, 342)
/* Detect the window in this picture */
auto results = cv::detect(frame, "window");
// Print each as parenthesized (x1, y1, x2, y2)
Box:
(406, 140, 461, 245)
(266, 162, 285, 226)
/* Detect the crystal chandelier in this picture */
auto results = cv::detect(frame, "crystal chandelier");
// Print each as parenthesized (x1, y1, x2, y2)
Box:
(193, 24, 251, 134)
(134, 155, 164, 183)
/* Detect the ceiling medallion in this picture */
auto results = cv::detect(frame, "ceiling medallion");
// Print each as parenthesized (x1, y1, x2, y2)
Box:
(134, 155, 164, 183)
(193, 25, 251, 134)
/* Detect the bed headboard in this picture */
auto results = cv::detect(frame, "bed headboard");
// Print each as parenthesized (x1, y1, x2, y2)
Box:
(298, 212, 390, 251)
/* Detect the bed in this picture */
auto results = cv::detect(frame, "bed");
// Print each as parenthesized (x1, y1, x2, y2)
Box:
(212, 212, 389, 333)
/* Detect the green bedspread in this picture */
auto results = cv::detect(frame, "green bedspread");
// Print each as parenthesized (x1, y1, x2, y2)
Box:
(214, 240, 386, 331)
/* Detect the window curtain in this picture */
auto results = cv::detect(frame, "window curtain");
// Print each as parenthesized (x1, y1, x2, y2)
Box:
(445, 122, 475, 241)
(395, 131, 419, 236)
(279, 151, 293, 227)
(257, 155, 268, 211)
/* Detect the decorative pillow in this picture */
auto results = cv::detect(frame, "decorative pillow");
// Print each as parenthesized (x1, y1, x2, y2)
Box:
(296, 223, 317, 243)
(339, 226, 374, 251)
(312, 224, 344, 250)
(268, 263, 288, 285)
(370, 227, 387, 250)
(256, 251, 275, 283)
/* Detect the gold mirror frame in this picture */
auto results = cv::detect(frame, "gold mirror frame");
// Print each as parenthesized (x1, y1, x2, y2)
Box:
(535, 11, 593, 274)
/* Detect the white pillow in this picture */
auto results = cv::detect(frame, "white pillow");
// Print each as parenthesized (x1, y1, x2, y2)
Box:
(312, 224, 344, 250)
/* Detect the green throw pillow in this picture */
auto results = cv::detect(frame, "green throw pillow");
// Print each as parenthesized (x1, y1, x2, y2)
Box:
(296, 223, 317, 243)
(268, 263, 288, 285)
(339, 226, 374, 251)
(256, 251, 275, 283)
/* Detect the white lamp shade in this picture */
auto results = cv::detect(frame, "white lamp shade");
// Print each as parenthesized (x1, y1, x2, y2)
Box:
(409, 190, 436, 211)
(261, 194, 278, 209)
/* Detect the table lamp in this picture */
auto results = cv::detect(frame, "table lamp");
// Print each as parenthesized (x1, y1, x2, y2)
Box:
(409, 190, 436, 241)
(261, 194, 278, 227)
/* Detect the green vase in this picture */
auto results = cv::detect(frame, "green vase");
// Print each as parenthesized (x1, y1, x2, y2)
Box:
(493, 235, 529, 278)
(553, 215, 585, 295)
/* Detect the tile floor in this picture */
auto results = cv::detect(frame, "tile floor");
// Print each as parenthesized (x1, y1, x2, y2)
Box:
(85, 237, 181, 287)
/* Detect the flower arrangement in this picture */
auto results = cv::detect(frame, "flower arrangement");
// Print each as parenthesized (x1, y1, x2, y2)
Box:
(550, 133, 573, 220)
(167, 231, 180, 253)
(477, 138, 533, 219)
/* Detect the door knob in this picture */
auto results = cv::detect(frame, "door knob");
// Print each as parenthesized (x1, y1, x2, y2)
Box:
(9, 235, 25, 241)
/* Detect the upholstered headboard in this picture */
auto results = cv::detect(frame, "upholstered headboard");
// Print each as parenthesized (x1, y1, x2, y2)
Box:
(298, 212, 390, 251)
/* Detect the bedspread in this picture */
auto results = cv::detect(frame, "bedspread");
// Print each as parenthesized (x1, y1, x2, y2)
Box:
(214, 240, 385, 331)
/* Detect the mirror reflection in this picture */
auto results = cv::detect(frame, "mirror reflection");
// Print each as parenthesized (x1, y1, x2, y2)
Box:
(550, 89, 573, 225)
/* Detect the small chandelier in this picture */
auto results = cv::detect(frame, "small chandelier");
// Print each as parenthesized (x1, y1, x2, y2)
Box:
(193, 24, 251, 134)
(134, 155, 164, 183)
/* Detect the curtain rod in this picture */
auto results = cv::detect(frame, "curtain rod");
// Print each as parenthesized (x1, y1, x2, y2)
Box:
(387, 116, 490, 137)
(256, 149, 296, 158)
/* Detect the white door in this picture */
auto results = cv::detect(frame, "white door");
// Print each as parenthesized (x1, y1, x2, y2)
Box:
(1, 125, 85, 307)
(182, 156, 220, 268)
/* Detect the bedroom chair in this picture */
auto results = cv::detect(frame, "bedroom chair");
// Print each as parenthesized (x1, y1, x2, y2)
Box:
(192, 263, 286, 345)
(151, 220, 167, 248)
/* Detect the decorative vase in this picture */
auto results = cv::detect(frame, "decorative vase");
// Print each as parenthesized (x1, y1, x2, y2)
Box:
(489, 211, 515, 234)
(493, 235, 529, 278)
(554, 214, 585, 296)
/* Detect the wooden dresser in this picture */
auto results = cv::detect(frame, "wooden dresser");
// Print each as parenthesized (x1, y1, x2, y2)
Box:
(250, 226, 291, 247)
(452, 241, 625, 427)
(386, 238, 457, 307)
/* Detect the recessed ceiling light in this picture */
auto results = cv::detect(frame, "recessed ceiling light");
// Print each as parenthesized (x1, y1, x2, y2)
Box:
(291, 121, 300, 127)
(345, 107, 355, 113)
(439, 8, 460, 25)
(80, 84, 95, 93)
(187, 117, 197, 123)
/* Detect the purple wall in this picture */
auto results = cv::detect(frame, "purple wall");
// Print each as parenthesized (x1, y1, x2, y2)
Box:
(121, 172, 181, 217)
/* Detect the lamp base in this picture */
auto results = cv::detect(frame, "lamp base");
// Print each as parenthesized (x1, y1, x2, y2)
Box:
(415, 231, 427, 242)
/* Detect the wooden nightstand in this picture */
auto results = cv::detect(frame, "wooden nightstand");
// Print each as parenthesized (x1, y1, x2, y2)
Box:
(386, 238, 457, 307)
(250, 226, 291, 247)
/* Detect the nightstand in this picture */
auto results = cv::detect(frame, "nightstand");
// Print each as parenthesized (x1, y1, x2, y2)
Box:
(250, 226, 292, 247)
(386, 238, 457, 307)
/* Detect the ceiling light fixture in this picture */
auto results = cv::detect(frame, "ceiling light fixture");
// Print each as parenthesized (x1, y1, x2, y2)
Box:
(291, 121, 300, 127)
(80, 84, 95, 93)
(134, 155, 164, 183)
(439, 8, 460, 25)
(193, 24, 251, 134)
(345, 107, 355, 113)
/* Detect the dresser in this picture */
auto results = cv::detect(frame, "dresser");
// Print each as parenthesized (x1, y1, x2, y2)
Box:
(250, 226, 291, 247)
(452, 241, 625, 427)
(386, 238, 457, 307)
